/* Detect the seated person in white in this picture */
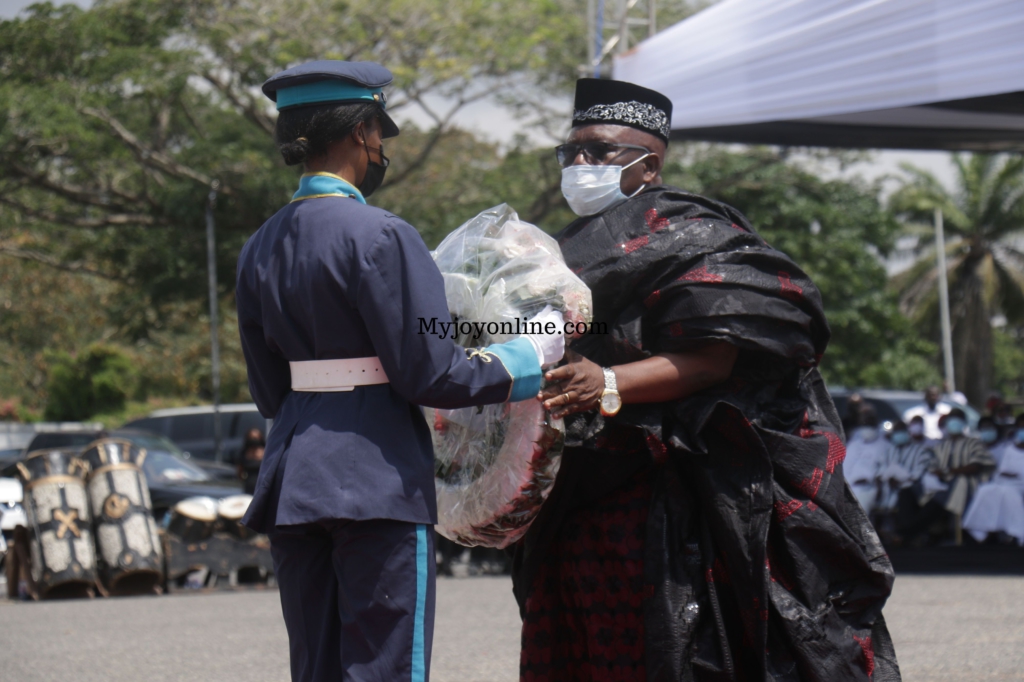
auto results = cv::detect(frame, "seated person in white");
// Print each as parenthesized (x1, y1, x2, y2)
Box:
(964, 416, 1024, 544)
(877, 418, 935, 513)
(844, 405, 889, 513)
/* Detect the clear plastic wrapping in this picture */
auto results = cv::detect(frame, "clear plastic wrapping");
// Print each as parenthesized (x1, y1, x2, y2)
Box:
(428, 204, 593, 548)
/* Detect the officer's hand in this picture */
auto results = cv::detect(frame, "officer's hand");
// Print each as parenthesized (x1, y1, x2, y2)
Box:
(522, 305, 565, 367)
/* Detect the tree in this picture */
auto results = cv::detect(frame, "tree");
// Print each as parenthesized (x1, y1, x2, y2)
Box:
(0, 0, 587, 411)
(889, 154, 1024, 406)
(0, 0, 587, 328)
(662, 146, 937, 389)
(44, 344, 138, 420)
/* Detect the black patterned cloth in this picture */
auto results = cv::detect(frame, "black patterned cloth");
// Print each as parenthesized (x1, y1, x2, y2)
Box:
(512, 187, 901, 681)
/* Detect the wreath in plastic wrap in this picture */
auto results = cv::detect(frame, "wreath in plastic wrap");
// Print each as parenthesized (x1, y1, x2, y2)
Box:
(427, 204, 592, 548)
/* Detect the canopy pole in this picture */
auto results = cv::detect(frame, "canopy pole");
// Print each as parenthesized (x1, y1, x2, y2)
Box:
(206, 182, 223, 462)
(935, 208, 955, 393)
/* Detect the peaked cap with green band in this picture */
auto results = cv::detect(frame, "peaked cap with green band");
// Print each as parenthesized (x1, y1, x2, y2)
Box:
(262, 60, 400, 138)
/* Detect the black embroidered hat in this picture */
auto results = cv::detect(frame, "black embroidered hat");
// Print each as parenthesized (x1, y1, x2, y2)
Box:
(572, 78, 673, 143)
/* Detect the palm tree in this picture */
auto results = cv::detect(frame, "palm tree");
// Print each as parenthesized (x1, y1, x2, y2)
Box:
(889, 153, 1024, 407)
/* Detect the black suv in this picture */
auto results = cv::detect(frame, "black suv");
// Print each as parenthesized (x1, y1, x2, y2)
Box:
(122, 404, 268, 463)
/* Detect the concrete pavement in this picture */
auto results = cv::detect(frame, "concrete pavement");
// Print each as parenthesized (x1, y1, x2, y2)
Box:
(0, 575, 1021, 681)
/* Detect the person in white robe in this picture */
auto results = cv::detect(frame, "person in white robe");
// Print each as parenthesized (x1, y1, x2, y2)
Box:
(843, 406, 889, 513)
(964, 418, 1024, 544)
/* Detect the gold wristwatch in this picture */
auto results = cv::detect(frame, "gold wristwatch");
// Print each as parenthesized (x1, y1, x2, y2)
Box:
(600, 367, 622, 417)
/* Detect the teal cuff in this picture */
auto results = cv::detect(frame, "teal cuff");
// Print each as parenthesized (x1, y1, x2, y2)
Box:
(486, 337, 542, 402)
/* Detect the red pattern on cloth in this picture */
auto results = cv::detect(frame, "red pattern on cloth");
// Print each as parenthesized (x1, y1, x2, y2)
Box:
(853, 635, 875, 677)
(520, 471, 652, 681)
(796, 467, 825, 500)
(644, 208, 670, 232)
(799, 427, 847, 474)
(824, 433, 846, 473)
(778, 271, 803, 301)
(643, 289, 661, 308)
(622, 235, 649, 254)
(773, 498, 803, 522)
(680, 264, 724, 283)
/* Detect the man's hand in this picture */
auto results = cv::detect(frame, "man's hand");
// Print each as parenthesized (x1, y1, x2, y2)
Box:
(539, 349, 604, 419)
(537, 341, 738, 421)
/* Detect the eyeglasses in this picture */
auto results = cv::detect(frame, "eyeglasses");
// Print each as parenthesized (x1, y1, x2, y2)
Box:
(554, 142, 651, 168)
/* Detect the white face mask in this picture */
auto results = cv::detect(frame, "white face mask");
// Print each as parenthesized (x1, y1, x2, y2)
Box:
(561, 154, 649, 217)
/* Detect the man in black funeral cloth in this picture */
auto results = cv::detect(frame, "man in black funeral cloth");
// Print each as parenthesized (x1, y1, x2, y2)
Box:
(513, 78, 901, 681)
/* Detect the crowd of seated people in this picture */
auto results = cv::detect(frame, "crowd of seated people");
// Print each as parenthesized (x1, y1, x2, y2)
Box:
(841, 389, 1024, 548)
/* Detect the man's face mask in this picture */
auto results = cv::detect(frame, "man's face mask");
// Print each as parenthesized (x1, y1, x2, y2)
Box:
(561, 153, 650, 217)
(945, 417, 966, 436)
(891, 431, 911, 446)
(979, 427, 999, 444)
(856, 426, 879, 442)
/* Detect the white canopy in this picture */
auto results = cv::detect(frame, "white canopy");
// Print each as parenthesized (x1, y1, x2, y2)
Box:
(613, 0, 1024, 151)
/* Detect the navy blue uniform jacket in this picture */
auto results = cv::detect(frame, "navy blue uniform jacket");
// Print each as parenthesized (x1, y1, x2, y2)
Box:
(236, 196, 517, 532)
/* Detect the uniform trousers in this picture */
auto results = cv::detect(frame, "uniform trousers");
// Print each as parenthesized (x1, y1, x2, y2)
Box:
(270, 518, 435, 682)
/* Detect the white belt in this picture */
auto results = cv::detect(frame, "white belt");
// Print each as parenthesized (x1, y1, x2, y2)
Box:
(290, 357, 389, 392)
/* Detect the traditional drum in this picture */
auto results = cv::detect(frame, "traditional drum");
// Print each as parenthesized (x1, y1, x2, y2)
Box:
(80, 438, 163, 594)
(16, 448, 97, 598)
(166, 496, 218, 544)
(216, 494, 256, 541)
(428, 205, 591, 548)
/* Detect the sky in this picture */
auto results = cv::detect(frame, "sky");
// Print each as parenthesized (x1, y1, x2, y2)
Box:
(1, 0, 960, 192)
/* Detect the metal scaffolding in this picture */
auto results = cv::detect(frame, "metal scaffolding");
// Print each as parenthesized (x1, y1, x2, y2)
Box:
(585, 0, 657, 78)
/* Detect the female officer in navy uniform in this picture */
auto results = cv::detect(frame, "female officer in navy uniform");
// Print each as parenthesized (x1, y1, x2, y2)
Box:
(236, 60, 561, 682)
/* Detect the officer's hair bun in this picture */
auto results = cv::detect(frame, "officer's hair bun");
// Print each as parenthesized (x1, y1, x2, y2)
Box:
(279, 136, 309, 166)
(274, 101, 379, 167)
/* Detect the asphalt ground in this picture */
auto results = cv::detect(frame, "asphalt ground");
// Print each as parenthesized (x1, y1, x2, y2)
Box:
(1, 575, 1022, 681)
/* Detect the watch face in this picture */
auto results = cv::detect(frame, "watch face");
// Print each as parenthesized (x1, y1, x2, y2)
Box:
(601, 392, 622, 414)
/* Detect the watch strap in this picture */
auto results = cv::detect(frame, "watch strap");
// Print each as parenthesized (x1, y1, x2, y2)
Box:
(602, 367, 618, 393)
